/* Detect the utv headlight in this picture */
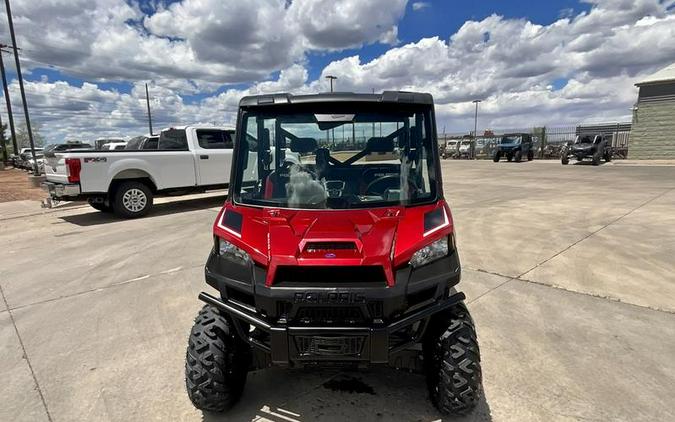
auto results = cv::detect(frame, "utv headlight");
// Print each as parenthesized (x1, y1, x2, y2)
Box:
(409, 237, 450, 268)
(217, 237, 251, 265)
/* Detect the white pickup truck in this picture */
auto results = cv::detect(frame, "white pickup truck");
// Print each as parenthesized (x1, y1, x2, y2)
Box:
(43, 125, 235, 218)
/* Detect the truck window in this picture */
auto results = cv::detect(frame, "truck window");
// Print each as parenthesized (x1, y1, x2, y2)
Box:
(197, 130, 234, 149)
(159, 129, 188, 150)
(142, 137, 158, 149)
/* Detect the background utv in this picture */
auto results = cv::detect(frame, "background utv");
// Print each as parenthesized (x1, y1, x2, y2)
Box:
(185, 91, 483, 416)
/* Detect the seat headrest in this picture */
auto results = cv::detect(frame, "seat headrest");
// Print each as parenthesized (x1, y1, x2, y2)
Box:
(290, 137, 317, 153)
(367, 137, 394, 153)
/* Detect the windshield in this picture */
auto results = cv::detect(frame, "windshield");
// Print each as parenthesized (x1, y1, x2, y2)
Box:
(576, 136, 593, 144)
(233, 105, 437, 209)
(500, 136, 521, 144)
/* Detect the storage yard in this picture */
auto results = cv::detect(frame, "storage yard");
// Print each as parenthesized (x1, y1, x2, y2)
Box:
(2, 160, 674, 422)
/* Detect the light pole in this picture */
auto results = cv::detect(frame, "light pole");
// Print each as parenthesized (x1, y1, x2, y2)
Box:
(472, 99, 482, 139)
(5, 0, 39, 175)
(325, 75, 337, 92)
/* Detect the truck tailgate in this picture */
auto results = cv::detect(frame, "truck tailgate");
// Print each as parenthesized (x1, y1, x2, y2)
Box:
(44, 152, 70, 184)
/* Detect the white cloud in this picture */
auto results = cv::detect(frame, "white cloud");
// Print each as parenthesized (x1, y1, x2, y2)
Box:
(1, 0, 674, 142)
(412, 2, 431, 11)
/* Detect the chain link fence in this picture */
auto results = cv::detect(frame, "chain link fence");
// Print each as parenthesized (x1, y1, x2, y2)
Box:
(439, 122, 631, 160)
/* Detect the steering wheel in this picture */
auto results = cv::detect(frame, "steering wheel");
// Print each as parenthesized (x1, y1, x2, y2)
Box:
(365, 175, 419, 196)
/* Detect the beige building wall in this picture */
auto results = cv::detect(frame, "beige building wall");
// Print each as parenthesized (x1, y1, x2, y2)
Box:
(629, 98, 675, 159)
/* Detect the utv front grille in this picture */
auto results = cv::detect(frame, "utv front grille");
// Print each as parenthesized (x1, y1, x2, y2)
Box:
(274, 266, 387, 286)
(295, 335, 365, 357)
(295, 306, 365, 325)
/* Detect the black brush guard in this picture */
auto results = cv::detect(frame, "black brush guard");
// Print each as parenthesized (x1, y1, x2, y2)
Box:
(199, 290, 465, 369)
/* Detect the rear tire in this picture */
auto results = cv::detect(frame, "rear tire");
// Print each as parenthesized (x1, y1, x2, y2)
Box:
(605, 151, 612, 162)
(527, 150, 534, 161)
(561, 155, 569, 165)
(424, 302, 482, 416)
(493, 152, 501, 162)
(186, 305, 250, 413)
(112, 181, 153, 218)
(514, 150, 522, 162)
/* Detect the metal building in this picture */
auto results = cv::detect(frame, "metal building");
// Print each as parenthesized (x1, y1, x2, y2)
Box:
(630, 63, 675, 159)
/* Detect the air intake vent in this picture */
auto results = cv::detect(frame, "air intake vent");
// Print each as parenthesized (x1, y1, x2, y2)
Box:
(304, 242, 356, 252)
(274, 266, 387, 286)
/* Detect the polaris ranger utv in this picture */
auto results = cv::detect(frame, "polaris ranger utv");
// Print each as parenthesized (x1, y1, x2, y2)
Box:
(185, 91, 482, 416)
(493, 133, 534, 162)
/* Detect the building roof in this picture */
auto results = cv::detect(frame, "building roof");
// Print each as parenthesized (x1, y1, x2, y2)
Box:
(636, 62, 675, 86)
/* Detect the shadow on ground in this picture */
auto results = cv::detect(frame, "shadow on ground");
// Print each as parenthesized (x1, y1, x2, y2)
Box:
(201, 368, 492, 422)
(59, 195, 226, 226)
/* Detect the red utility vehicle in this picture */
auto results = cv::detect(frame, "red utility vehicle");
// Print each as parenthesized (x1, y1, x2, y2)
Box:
(185, 91, 482, 415)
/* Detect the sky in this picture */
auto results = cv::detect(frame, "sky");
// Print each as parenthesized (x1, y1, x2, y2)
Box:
(0, 0, 674, 144)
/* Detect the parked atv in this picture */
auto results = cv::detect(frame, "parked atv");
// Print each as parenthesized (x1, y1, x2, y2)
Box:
(493, 133, 534, 162)
(561, 135, 612, 166)
(185, 91, 482, 416)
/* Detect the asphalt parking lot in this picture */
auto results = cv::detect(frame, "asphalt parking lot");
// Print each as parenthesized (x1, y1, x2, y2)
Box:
(2, 160, 674, 422)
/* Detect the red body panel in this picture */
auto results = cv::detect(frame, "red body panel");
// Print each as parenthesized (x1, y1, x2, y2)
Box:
(213, 200, 453, 287)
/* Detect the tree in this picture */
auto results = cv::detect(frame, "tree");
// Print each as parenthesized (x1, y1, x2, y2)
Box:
(15, 122, 45, 149)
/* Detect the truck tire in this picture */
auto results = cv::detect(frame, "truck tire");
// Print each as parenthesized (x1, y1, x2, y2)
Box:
(605, 151, 612, 162)
(506, 154, 513, 162)
(527, 150, 534, 161)
(185, 305, 250, 413)
(113, 181, 153, 218)
(493, 152, 501, 162)
(424, 302, 482, 416)
(561, 155, 569, 165)
(514, 150, 522, 162)
(592, 152, 601, 166)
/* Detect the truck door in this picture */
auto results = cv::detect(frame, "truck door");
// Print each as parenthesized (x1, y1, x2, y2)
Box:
(194, 129, 234, 186)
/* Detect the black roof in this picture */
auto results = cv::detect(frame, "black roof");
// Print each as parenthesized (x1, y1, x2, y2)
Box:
(239, 91, 433, 107)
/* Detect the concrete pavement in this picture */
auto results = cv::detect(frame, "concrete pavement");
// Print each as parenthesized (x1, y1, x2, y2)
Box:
(1, 161, 674, 421)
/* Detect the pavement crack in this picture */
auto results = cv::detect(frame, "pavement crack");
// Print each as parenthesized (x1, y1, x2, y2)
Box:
(518, 186, 675, 279)
(7, 263, 203, 312)
(0, 282, 54, 422)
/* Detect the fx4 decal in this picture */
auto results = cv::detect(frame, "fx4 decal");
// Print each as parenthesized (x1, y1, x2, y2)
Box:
(84, 157, 107, 163)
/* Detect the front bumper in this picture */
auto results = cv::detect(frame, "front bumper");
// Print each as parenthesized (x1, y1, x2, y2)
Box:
(41, 181, 81, 198)
(200, 290, 465, 367)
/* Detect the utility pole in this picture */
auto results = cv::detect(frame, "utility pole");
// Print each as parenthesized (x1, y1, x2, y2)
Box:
(145, 83, 153, 136)
(5, 0, 39, 175)
(0, 110, 6, 162)
(325, 75, 337, 93)
(0, 47, 17, 156)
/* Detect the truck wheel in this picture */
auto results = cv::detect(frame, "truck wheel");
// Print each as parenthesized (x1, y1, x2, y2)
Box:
(561, 155, 569, 165)
(87, 197, 112, 213)
(113, 181, 153, 218)
(506, 154, 513, 162)
(424, 302, 482, 416)
(514, 151, 522, 162)
(493, 152, 501, 162)
(605, 151, 612, 162)
(186, 305, 250, 413)
(527, 150, 534, 161)
(592, 152, 601, 166)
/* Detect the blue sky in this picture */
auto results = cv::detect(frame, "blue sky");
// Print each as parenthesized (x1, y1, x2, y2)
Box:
(1, 0, 673, 143)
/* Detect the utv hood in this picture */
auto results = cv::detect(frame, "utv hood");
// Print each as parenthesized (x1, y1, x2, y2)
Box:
(214, 202, 452, 287)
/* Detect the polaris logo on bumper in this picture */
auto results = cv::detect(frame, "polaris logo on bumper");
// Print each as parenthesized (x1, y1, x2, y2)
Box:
(293, 292, 366, 304)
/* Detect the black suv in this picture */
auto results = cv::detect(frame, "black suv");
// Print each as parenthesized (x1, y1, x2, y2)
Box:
(493, 133, 534, 162)
(561, 134, 612, 165)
